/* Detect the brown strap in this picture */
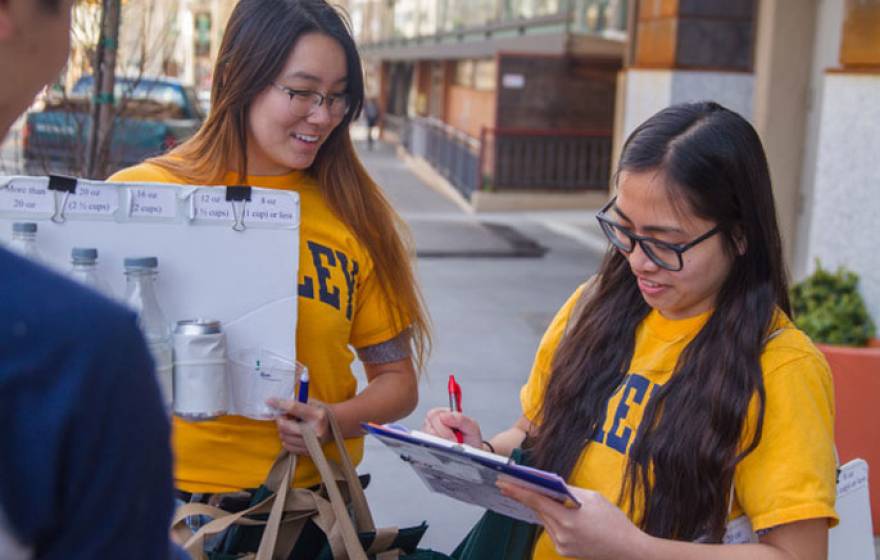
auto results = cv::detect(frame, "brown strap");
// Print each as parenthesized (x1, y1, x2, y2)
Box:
(274, 515, 309, 559)
(180, 500, 273, 558)
(302, 421, 369, 560)
(366, 526, 400, 555)
(256, 451, 297, 560)
(176, 497, 275, 558)
(322, 402, 376, 533)
(563, 275, 599, 338)
(178, 465, 329, 559)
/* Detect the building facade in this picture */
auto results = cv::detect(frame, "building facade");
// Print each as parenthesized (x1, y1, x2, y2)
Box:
(348, 0, 629, 207)
(352, 0, 880, 324)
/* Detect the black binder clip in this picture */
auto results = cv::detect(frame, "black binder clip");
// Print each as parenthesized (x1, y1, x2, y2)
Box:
(226, 185, 251, 232)
(48, 174, 78, 224)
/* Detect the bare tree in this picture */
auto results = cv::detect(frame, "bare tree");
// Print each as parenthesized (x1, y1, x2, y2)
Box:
(23, 0, 190, 179)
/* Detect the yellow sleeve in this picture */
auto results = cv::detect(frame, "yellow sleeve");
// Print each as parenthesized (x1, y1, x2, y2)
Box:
(348, 260, 407, 349)
(734, 334, 839, 531)
(107, 162, 179, 184)
(520, 282, 590, 424)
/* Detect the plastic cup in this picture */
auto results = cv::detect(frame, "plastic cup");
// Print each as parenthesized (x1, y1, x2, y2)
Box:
(228, 348, 300, 420)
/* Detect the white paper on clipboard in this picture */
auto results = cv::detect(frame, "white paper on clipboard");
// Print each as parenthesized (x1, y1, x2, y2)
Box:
(364, 422, 580, 524)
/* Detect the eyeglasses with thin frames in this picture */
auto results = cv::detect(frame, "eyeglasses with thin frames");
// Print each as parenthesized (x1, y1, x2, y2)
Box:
(271, 83, 350, 118)
(595, 196, 721, 271)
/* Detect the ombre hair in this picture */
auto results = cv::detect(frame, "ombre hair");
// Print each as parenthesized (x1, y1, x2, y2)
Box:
(148, 0, 430, 367)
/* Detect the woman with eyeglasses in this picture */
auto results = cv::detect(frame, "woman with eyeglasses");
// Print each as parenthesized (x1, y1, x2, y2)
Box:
(424, 102, 837, 560)
(110, 0, 429, 515)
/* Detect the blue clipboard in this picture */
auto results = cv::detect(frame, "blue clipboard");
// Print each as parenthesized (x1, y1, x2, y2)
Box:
(363, 422, 580, 524)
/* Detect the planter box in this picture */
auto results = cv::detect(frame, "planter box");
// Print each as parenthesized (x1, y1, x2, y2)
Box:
(819, 339, 880, 535)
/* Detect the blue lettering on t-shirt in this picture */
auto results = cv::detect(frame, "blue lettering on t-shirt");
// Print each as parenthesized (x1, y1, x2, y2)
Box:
(298, 241, 360, 321)
(297, 276, 314, 298)
(335, 250, 359, 321)
(605, 374, 652, 454)
(307, 241, 341, 310)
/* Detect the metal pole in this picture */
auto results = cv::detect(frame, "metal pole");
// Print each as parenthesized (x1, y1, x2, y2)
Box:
(85, 0, 121, 179)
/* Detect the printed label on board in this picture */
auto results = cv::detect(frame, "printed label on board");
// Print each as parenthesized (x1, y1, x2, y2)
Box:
(192, 189, 297, 226)
(64, 184, 118, 216)
(192, 190, 233, 222)
(837, 460, 868, 498)
(129, 187, 177, 219)
(244, 192, 298, 226)
(0, 181, 54, 215)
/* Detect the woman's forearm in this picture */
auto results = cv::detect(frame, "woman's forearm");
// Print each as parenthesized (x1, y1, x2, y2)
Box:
(488, 426, 529, 457)
(329, 359, 418, 439)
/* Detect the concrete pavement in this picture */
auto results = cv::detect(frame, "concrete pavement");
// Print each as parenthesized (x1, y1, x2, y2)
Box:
(351, 134, 606, 552)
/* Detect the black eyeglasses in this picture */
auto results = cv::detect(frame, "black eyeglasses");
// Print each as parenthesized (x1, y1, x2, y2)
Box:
(595, 196, 721, 271)
(272, 83, 350, 118)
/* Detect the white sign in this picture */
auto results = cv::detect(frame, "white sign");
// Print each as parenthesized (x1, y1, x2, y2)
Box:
(64, 184, 119, 217)
(192, 189, 298, 226)
(244, 192, 298, 226)
(128, 186, 178, 219)
(502, 73, 526, 89)
(0, 181, 53, 215)
(192, 189, 233, 222)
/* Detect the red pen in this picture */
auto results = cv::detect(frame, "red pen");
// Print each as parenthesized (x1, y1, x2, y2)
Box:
(448, 374, 464, 444)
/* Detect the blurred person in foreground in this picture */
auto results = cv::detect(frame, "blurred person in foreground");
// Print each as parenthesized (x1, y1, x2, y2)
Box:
(0, 0, 180, 557)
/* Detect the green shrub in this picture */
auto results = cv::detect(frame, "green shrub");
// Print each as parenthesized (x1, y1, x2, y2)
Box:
(790, 261, 876, 346)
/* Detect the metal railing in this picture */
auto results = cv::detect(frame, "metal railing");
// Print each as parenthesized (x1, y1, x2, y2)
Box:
(486, 128, 612, 191)
(397, 118, 612, 196)
(408, 117, 481, 197)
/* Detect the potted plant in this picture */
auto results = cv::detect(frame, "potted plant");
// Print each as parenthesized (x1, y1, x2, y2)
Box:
(790, 261, 880, 534)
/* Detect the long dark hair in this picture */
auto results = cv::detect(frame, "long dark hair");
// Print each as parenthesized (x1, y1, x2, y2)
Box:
(148, 0, 430, 368)
(530, 102, 790, 541)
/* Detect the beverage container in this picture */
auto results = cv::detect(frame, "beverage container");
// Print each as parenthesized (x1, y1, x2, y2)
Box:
(68, 247, 113, 298)
(173, 319, 228, 421)
(8, 222, 42, 262)
(123, 256, 173, 410)
(228, 348, 300, 419)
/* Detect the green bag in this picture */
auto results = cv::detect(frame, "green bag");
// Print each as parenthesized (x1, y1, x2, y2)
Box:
(450, 448, 538, 560)
(173, 405, 450, 560)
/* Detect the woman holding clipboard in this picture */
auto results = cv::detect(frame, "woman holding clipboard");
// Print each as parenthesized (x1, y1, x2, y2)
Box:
(424, 102, 837, 560)
(110, 0, 430, 534)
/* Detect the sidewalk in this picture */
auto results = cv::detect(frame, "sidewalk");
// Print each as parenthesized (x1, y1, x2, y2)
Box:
(351, 133, 609, 552)
(352, 128, 607, 259)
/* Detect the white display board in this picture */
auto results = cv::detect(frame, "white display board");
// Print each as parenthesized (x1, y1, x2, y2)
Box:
(829, 459, 875, 560)
(0, 175, 300, 364)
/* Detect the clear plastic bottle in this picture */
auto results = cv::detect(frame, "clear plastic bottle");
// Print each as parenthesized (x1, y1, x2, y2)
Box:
(123, 256, 173, 411)
(68, 247, 114, 298)
(8, 222, 42, 262)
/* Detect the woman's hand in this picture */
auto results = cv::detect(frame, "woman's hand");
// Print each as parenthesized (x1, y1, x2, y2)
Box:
(422, 407, 484, 448)
(498, 481, 646, 560)
(268, 398, 331, 455)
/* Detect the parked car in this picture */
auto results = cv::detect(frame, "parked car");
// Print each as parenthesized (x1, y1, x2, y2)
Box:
(23, 76, 203, 177)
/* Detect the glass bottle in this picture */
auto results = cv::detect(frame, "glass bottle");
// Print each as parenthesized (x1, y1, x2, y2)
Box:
(123, 256, 173, 411)
(68, 247, 113, 298)
(8, 222, 42, 262)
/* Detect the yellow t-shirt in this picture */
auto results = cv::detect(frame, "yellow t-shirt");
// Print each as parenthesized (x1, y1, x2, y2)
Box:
(521, 283, 838, 560)
(109, 163, 406, 492)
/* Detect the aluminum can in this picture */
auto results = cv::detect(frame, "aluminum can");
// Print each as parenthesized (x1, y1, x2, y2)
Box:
(172, 319, 228, 421)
